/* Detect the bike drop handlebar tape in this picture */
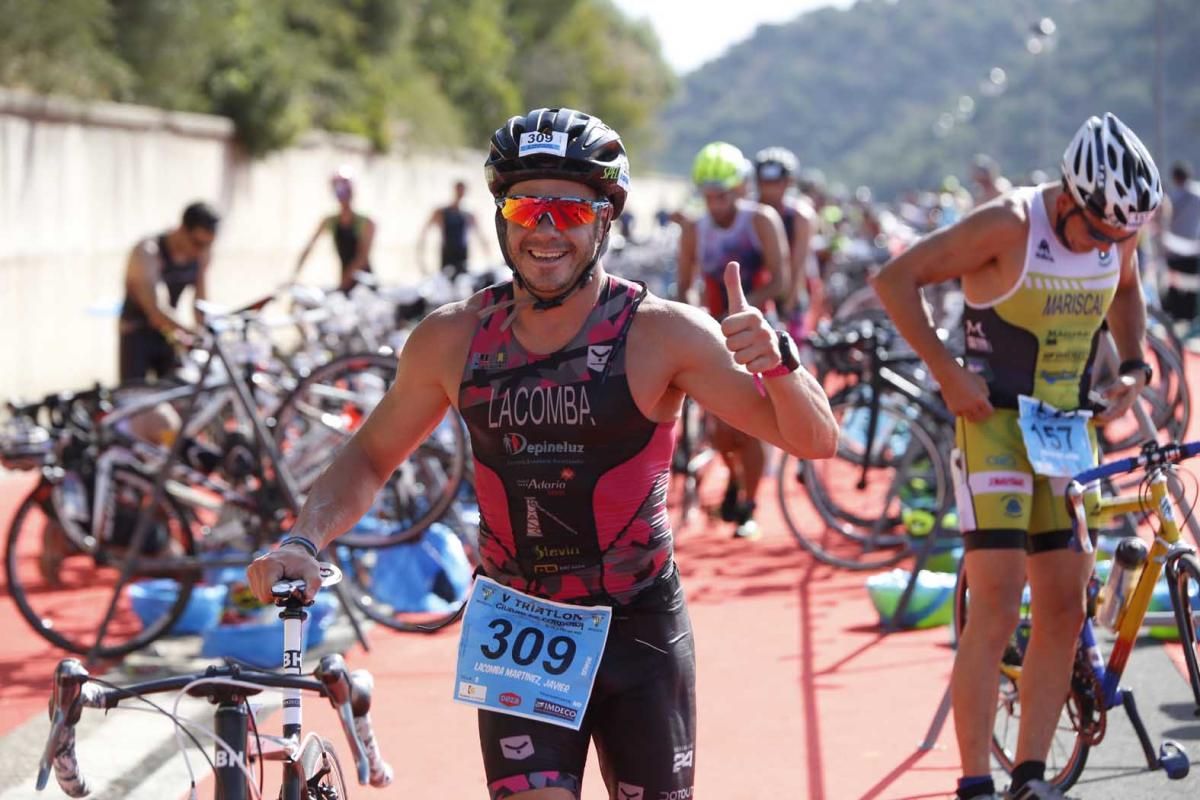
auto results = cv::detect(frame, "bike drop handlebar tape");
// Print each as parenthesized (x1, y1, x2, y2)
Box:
(50, 684, 107, 799)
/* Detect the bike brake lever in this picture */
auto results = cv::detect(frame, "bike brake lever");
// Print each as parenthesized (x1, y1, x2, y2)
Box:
(316, 655, 370, 785)
(35, 708, 67, 790)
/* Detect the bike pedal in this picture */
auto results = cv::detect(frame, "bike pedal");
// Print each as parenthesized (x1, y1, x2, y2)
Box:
(1158, 740, 1189, 780)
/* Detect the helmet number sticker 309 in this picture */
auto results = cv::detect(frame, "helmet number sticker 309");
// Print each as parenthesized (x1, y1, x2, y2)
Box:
(519, 131, 569, 157)
(454, 576, 611, 730)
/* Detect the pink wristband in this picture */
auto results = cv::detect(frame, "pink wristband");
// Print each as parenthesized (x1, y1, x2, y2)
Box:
(761, 363, 794, 379)
(753, 363, 795, 397)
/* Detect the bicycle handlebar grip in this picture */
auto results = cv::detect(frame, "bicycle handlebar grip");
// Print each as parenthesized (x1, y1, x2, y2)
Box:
(349, 669, 393, 788)
(51, 660, 90, 724)
(38, 660, 103, 797)
(50, 726, 89, 798)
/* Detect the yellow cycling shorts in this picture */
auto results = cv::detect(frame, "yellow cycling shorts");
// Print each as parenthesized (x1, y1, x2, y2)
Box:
(952, 409, 1100, 553)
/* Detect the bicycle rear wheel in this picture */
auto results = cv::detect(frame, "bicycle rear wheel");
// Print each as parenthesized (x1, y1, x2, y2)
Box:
(4, 477, 198, 658)
(272, 352, 468, 547)
(333, 522, 476, 634)
(1099, 331, 1189, 453)
(671, 396, 716, 530)
(780, 391, 951, 570)
(952, 568, 1091, 789)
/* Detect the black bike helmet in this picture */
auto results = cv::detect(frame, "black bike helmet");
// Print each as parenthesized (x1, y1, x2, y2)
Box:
(485, 108, 630, 310)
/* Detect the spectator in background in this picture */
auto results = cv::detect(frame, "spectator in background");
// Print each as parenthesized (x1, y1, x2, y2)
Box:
(118, 201, 219, 382)
(418, 179, 488, 280)
(970, 153, 1011, 204)
(1162, 161, 1200, 327)
(294, 166, 376, 292)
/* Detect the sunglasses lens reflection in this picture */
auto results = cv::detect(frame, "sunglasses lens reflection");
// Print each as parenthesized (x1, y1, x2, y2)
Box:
(500, 197, 601, 230)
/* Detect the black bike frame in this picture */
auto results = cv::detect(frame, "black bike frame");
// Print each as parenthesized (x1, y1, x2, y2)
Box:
(853, 342, 953, 491)
(84, 320, 369, 661)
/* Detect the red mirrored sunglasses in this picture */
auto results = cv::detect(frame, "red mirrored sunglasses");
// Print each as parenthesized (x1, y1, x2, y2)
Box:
(497, 195, 611, 231)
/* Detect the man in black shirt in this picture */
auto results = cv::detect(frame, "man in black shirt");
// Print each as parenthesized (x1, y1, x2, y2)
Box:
(419, 180, 487, 279)
(118, 201, 219, 382)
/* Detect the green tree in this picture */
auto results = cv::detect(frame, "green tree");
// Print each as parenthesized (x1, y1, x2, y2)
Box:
(0, 0, 675, 160)
(0, 0, 130, 98)
(412, 0, 521, 145)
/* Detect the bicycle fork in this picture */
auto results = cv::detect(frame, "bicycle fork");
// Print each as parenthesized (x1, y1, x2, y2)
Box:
(1077, 608, 1190, 779)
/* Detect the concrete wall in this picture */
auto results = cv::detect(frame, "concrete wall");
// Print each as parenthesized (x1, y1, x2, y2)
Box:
(0, 88, 688, 401)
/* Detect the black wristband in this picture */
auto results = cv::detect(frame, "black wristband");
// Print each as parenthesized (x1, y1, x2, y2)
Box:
(279, 535, 320, 559)
(1118, 358, 1153, 384)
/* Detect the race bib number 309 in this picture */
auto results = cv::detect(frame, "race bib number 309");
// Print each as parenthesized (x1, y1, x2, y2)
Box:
(453, 577, 611, 730)
(1016, 395, 1095, 478)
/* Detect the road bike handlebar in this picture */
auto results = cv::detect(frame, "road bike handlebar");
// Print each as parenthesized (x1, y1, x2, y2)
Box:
(1065, 440, 1200, 554)
(38, 565, 392, 796)
(36, 657, 394, 796)
(1069, 440, 1200, 489)
(36, 659, 102, 797)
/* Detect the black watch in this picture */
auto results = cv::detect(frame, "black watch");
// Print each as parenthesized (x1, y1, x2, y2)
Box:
(1118, 358, 1153, 384)
(775, 329, 801, 372)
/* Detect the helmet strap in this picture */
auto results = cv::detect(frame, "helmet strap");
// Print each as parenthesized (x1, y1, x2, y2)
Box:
(1054, 205, 1086, 250)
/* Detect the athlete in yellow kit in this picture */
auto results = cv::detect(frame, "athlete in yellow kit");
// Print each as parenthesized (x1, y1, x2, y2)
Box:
(872, 113, 1163, 800)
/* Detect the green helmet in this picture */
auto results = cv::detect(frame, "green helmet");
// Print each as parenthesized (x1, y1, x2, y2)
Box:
(692, 142, 749, 190)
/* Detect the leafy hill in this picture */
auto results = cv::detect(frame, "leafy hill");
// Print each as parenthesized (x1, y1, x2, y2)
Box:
(653, 0, 1200, 198)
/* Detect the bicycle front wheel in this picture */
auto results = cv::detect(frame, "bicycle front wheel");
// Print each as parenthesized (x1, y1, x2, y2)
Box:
(294, 734, 348, 799)
(272, 352, 468, 547)
(1168, 551, 1200, 711)
(780, 392, 951, 570)
(952, 567, 1091, 789)
(333, 521, 476, 634)
(4, 478, 198, 658)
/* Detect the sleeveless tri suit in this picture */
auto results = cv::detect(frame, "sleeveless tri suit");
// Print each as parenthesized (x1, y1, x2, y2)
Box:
(953, 187, 1117, 551)
(458, 276, 696, 799)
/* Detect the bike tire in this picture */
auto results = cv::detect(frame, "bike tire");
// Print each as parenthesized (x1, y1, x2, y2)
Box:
(952, 567, 1091, 789)
(1168, 551, 1200, 711)
(333, 541, 470, 634)
(272, 352, 468, 548)
(4, 478, 198, 658)
(780, 392, 951, 570)
(1148, 305, 1184, 364)
(1100, 330, 1189, 453)
(296, 734, 349, 799)
(671, 396, 716, 530)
